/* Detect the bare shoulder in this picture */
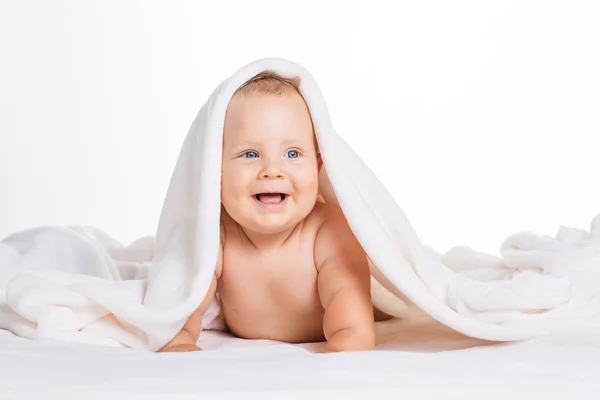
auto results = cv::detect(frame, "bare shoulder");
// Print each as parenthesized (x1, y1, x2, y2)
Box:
(309, 201, 347, 230)
(303, 201, 334, 227)
(311, 202, 368, 273)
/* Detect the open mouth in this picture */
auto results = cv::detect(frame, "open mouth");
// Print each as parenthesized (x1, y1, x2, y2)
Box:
(254, 193, 288, 204)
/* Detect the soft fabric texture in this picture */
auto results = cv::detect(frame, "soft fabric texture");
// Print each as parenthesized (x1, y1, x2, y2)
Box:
(2, 320, 600, 397)
(1, 57, 599, 351)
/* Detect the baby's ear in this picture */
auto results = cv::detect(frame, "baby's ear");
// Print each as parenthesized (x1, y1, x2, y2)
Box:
(317, 152, 323, 172)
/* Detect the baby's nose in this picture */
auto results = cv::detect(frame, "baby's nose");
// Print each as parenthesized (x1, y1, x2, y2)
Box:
(259, 164, 285, 179)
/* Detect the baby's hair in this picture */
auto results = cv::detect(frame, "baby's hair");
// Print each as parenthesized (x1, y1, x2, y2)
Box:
(234, 71, 301, 97)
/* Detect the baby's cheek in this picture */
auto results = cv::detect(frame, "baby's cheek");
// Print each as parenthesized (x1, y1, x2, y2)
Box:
(221, 171, 244, 193)
(305, 175, 320, 196)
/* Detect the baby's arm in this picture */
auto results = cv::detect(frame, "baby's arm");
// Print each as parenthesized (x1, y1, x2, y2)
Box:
(159, 225, 224, 352)
(159, 274, 218, 352)
(314, 208, 375, 352)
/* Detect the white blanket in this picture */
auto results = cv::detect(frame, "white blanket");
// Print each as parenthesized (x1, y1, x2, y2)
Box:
(1, 57, 599, 351)
(3, 321, 600, 397)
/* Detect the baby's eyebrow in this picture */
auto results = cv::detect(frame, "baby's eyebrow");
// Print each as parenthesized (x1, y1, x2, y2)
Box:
(227, 138, 310, 151)
(281, 139, 302, 146)
(229, 140, 257, 148)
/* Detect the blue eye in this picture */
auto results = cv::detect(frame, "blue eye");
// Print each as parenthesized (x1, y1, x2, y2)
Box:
(285, 150, 299, 159)
(243, 151, 258, 159)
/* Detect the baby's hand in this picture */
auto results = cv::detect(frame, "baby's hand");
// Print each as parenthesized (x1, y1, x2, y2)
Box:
(314, 343, 336, 354)
(160, 343, 203, 352)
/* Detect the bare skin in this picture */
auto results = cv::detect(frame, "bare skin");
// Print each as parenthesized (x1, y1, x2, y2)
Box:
(160, 89, 390, 353)
(218, 205, 328, 344)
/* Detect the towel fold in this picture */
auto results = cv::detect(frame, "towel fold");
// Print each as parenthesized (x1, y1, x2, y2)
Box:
(2, 57, 600, 351)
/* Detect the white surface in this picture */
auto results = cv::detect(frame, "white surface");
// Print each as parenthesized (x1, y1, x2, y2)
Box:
(1, 317, 599, 398)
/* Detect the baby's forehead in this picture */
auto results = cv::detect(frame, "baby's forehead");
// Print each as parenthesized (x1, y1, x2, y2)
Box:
(222, 132, 312, 145)
(222, 93, 316, 144)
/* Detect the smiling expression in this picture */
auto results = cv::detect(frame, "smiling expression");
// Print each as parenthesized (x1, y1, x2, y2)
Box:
(220, 91, 322, 235)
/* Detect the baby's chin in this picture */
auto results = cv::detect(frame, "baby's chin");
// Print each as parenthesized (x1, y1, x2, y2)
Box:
(245, 212, 308, 235)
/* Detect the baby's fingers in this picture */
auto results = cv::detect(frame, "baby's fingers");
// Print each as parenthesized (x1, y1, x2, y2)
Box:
(314, 343, 336, 354)
(163, 344, 203, 352)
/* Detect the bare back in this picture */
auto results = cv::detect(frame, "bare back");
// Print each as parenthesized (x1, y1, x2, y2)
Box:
(217, 202, 330, 343)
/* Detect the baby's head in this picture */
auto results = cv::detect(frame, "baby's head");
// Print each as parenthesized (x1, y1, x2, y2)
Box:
(220, 71, 322, 236)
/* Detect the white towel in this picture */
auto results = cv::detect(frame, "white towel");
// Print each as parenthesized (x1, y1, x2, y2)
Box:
(2, 57, 600, 351)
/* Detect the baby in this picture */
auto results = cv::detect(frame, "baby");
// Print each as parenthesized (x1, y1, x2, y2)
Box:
(160, 72, 390, 353)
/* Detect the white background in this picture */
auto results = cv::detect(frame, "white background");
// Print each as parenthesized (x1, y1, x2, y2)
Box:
(1, 0, 598, 256)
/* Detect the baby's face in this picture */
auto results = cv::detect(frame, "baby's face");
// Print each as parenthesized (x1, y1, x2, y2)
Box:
(221, 92, 321, 235)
